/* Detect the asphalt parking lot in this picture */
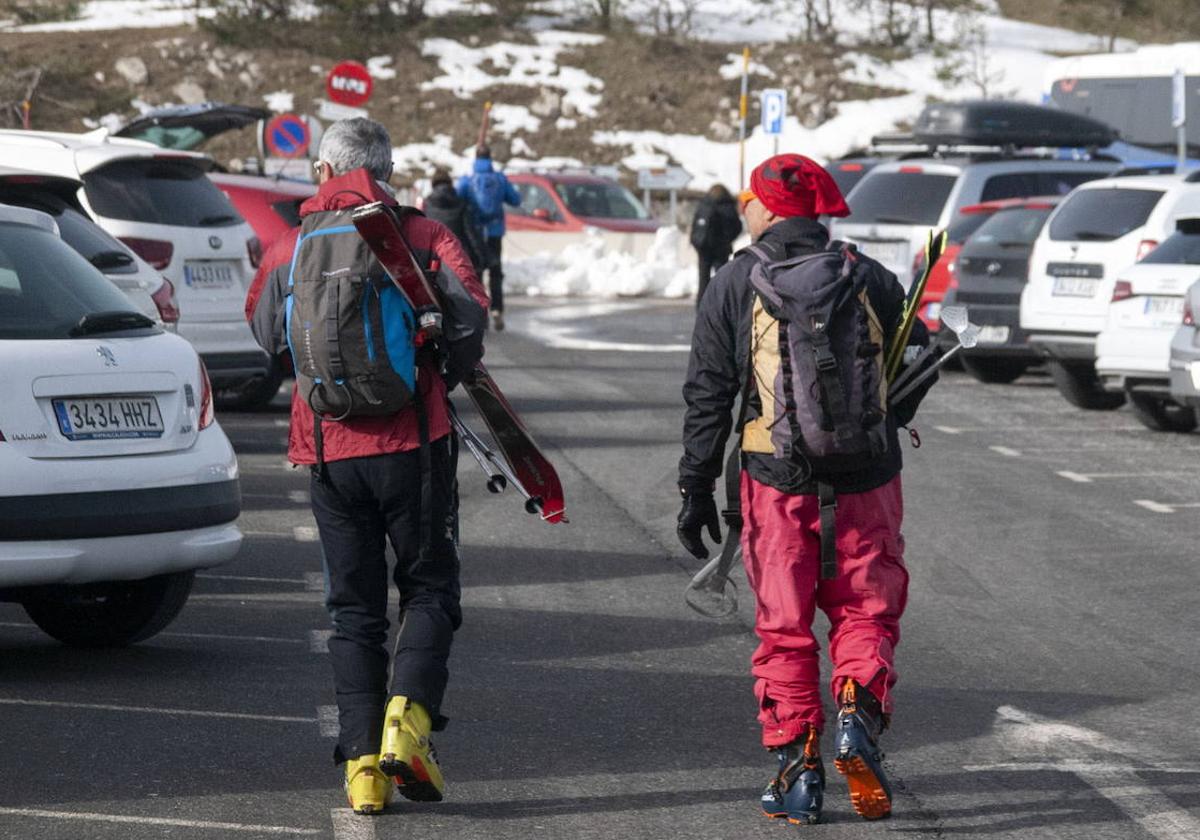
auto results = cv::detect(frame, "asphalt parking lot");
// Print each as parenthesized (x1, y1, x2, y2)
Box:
(1, 298, 1197, 839)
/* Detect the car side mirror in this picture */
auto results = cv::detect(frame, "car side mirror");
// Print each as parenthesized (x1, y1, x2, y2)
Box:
(532, 208, 553, 221)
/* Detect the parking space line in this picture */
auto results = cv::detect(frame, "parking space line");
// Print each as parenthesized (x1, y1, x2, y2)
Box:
(1136, 500, 1200, 514)
(198, 573, 307, 585)
(0, 622, 305, 645)
(934, 425, 962, 434)
(989, 445, 1022, 457)
(0, 807, 321, 835)
(1059, 471, 1192, 483)
(305, 571, 325, 592)
(290, 490, 311, 504)
(318, 705, 339, 737)
(0, 697, 317, 724)
(240, 526, 320, 542)
(274, 419, 290, 428)
(331, 808, 377, 840)
(310, 629, 333, 653)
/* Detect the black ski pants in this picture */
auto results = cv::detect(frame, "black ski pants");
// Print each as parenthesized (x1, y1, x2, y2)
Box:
(308, 438, 462, 764)
(485, 236, 505, 313)
(696, 250, 730, 306)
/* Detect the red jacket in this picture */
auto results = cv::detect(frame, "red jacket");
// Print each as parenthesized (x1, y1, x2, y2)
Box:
(244, 169, 489, 465)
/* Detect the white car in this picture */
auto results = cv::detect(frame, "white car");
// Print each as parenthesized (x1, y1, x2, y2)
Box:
(1096, 216, 1200, 431)
(0, 204, 242, 647)
(0, 129, 277, 409)
(0, 167, 177, 328)
(1020, 171, 1200, 409)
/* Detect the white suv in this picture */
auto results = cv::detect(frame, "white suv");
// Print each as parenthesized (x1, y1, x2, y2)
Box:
(1020, 172, 1200, 409)
(0, 204, 242, 647)
(0, 129, 276, 408)
(832, 157, 1117, 287)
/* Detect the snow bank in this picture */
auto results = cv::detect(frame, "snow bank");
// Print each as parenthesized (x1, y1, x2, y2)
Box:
(7, 0, 212, 32)
(420, 31, 605, 118)
(506, 227, 696, 299)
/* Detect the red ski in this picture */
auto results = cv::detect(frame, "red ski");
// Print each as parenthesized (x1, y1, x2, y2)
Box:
(350, 201, 567, 525)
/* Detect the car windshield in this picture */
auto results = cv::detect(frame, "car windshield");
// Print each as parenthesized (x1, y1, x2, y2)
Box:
(124, 126, 207, 151)
(963, 206, 1055, 251)
(843, 172, 957, 226)
(0, 222, 139, 340)
(553, 182, 648, 220)
(1048, 188, 1163, 242)
(1138, 230, 1200, 265)
(946, 209, 995, 244)
(84, 159, 245, 228)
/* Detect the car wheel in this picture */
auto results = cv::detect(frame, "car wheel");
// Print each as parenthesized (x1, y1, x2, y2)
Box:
(961, 356, 1029, 384)
(1046, 361, 1126, 410)
(1127, 392, 1199, 432)
(21, 571, 195, 648)
(215, 358, 286, 412)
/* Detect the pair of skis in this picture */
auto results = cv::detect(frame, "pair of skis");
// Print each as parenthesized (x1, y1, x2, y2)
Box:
(351, 201, 567, 525)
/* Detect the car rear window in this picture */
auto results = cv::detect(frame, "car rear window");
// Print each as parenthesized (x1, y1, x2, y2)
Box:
(826, 162, 874, 196)
(843, 172, 956, 225)
(0, 223, 137, 340)
(553, 182, 648, 220)
(84, 159, 244, 228)
(1048, 188, 1163, 242)
(1139, 230, 1200, 265)
(946, 210, 994, 244)
(964, 207, 1054, 250)
(979, 171, 1107, 202)
(0, 188, 139, 275)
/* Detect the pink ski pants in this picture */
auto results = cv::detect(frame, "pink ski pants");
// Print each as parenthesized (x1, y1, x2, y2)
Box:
(740, 473, 908, 748)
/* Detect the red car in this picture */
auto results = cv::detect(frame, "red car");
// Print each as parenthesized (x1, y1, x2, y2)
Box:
(505, 172, 660, 234)
(210, 172, 316, 255)
(912, 197, 1047, 332)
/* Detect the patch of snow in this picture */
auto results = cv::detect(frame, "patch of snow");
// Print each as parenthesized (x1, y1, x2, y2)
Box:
(510, 137, 537, 157)
(263, 91, 295, 113)
(7, 0, 213, 32)
(719, 52, 774, 80)
(310, 65, 324, 75)
(506, 155, 585, 171)
(507, 227, 695, 299)
(556, 117, 578, 130)
(420, 30, 605, 118)
(392, 135, 472, 176)
(489, 104, 541, 136)
(426, 0, 495, 13)
(367, 56, 397, 81)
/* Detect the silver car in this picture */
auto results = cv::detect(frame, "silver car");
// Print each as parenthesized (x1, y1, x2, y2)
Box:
(1167, 218, 1200, 411)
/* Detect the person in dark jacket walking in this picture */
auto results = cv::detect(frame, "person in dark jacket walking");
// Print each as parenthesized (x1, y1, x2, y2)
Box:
(457, 146, 520, 331)
(689, 183, 742, 304)
(245, 118, 489, 815)
(424, 168, 487, 274)
(676, 154, 936, 825)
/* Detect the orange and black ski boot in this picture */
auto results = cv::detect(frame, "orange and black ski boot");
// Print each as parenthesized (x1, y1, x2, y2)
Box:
(760, 727, 824, 825)
(833, 680, 893, 820)
(379, 696, 445, 802)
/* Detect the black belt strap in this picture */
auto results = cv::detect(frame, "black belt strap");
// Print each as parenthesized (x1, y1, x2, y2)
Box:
(817, 480, 837, 579)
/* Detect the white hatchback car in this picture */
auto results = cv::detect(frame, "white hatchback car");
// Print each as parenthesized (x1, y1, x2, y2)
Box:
(1020, 172, 1200, 409)
(1096, 216, 1200, 431)
(0, 129, 276, 408)
(0, 204, 242, 647)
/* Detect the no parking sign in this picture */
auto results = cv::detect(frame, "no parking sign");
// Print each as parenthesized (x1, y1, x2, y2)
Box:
(263, 113, 311, 159)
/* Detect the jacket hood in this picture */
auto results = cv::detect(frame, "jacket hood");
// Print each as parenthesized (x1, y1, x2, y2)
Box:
(299, 168, 397, 217)
(472, 158, 496, 174)
(426, 182, 462, 209)
(756, 216, 830, 254)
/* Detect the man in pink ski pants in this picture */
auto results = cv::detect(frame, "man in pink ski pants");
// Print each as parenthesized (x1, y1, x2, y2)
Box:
(676, 154, 935, 824)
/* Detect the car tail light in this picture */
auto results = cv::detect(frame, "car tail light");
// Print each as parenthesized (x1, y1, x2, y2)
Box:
(838, 163, 864, 172)
(899, 165, 923, 174)
(247, 236, 263, 269)
(198, 359, 215, 430)
(119, 237, 173, 270)
(1184, 297, 1195, 327)
(150, 277, 180, 325)
(1136, 239, 1158, 260)
(1111, 280, 1134, 302)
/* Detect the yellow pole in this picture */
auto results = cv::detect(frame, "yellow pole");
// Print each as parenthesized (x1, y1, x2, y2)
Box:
(738, 46, 750, 192)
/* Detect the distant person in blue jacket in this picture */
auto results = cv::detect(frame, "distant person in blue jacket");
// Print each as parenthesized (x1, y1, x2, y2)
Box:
(457, 145, 520, 331)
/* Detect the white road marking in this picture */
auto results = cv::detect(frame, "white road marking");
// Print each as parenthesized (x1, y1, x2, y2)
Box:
(275, 419, 290, 428)
(0, 697, 316, 724)
(934, 425, 962, 434)
(1136, 500, 1200, 514)
(305, 571, 326, 592)
(966, 761, 1200, 774)
(1059, 471, 1191, 483)
(991, 706, 1200, 840)
(318, 705, 339, 737)
(524, 302, 692, 353)
(0, 622, 303, 645)
(294, 525, 319, 542)
(310, 629, 333, 653)
(1058, 471, 1092, 483)
(0, 807, 320, 835)
(189, 592, 323, 604)
(198, 573, 307, 585)
(330, 808, 377, 840)
(290, 489, 311, 504)
(989, 445, 1022, 457)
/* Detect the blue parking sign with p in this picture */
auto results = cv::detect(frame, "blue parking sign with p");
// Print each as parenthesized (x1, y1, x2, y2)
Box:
(761, 89, 787, 135)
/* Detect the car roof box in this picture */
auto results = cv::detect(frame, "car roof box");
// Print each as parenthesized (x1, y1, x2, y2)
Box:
(913, 100, 1118, 149)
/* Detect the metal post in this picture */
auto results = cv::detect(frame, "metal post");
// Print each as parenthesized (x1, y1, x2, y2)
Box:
(1173, 68, 1187, 173)
(643, 188, 651, 217)
(1181, 126, 1189, 174)
(773, 135, 779, 157)
(669, 189, 677, 226)
(738, 46, 749, 192)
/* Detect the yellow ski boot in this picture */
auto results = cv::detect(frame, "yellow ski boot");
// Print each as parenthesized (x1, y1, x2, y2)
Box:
(343, 754, 393, 815)
(379, 696, 445, 802)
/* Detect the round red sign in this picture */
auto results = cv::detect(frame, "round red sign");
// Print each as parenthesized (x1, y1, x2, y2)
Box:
(326, 61, 374, 108)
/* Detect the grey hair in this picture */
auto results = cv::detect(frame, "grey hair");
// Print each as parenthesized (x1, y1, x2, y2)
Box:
(317, 118, 394, 181)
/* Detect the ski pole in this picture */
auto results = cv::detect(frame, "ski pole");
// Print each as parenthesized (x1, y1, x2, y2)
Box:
(889, 344, 966, 405)
(449, 404, 546, 516)
(453, 414, 507, 494)
(684, 544, 741, 619)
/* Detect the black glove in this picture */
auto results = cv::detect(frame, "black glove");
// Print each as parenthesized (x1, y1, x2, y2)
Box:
(677, 486, 721, 560)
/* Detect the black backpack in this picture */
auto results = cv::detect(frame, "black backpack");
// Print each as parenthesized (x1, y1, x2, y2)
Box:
(285, 209, 418, 420)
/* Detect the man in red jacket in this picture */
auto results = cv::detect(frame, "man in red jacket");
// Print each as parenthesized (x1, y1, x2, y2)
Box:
(246, 118, 488, 814)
